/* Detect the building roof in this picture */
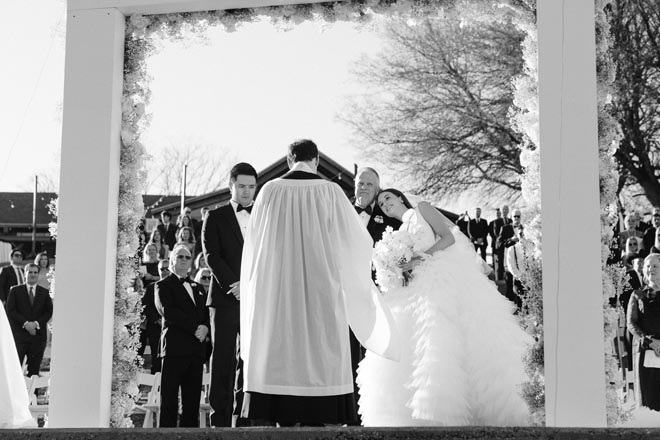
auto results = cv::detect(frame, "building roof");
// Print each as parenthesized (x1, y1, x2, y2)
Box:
(0, 192, 57, 226)
(0, 193, 180, 226)
(149, 151, 357, 217)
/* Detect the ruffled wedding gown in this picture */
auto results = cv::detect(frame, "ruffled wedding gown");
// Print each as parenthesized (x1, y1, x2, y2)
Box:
(357, 207, 532, 426)
(0, 305, 37, 428)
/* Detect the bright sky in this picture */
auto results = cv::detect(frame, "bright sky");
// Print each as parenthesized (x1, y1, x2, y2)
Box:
(0, 2, 480, 212)
(0, 2, 395, 195)
(143, 17, 386, 190)
(1, 0, 66, 193)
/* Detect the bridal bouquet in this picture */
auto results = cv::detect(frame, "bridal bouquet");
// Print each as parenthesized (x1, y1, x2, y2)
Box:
(372, 227, 415, 292)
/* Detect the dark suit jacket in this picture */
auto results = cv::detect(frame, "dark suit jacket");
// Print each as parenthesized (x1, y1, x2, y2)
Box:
(155, 273, 209, 359)
(468, 218, 489, 243)
(492, 218, 513, 250)
(6, 284, 53, 342)
(643, 227, 657, 253)
(202, 204, 244, 308)
(142, 283, 161, 328)
(158, 223, 178, 251)
(364, 203, 402, 244)
(0, 265, 20, 303)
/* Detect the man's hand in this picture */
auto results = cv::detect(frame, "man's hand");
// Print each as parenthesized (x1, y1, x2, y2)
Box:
(229, 281, 240, 300)
(24, 322, 37, 336)
(195, 325, 209, 342)
(650, 339, 660, 356)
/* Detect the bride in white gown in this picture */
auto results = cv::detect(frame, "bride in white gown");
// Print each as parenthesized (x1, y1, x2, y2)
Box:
(0, 304, 36, 428)
(357, 189, 532, 426)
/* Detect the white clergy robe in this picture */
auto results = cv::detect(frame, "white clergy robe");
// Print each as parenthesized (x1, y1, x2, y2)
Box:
(240, 169, 400, 397)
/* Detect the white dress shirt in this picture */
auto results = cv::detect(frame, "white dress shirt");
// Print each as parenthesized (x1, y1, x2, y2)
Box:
(230, 200, 252, 238)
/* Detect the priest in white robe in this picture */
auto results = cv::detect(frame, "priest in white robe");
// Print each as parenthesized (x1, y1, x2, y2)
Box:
(240, 139, 400, 425)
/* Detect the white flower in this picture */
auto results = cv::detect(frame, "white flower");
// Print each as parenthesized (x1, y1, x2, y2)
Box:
(372, 227, 415, 293)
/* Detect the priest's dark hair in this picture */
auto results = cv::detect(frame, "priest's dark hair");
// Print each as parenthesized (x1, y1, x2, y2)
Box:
(229, 162, 258, 182)
(288, 139, 319, 163)
(378, 188, 413, 210)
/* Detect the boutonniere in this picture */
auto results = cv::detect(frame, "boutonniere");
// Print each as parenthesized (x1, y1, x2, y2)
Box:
(190, 282, 198, 288)
(374, 215, 384, 224)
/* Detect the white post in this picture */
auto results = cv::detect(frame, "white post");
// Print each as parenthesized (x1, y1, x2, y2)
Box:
(538, 0, 607, 427)
(48, 7, 125, 428)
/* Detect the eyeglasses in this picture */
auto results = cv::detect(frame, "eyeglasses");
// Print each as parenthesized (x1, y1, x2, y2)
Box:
(200, 276, 211, 280)
(176, 255, 192, 260)
(513, 215, 520, 218)
(159, 267, 170, 271)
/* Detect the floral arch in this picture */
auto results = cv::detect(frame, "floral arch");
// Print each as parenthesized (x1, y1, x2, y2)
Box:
(50, 0, 611, 428)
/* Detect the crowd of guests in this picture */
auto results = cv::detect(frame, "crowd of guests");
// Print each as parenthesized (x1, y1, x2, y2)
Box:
(606, 207, 660, 410)
(455, 205, 527, 310)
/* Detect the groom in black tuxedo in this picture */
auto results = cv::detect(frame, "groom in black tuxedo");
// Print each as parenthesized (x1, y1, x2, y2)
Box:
(155, 245, 210, 427)
(350, 167, 401, 423)
(202, 162, 258, 427)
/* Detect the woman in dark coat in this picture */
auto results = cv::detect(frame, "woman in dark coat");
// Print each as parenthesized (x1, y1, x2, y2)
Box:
(627, 254, 660, 409)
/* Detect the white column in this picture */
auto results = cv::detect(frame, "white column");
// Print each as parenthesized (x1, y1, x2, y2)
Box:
(48, 8, 125, 428)
(538, 0, 607, 427)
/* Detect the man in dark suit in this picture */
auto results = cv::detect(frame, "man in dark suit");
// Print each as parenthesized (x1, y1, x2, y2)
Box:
(492, 204, 513, 281)
(6, 263, 53, 377)
(158, 210, 178, 250)
(350, 167, 401, 424)
(0, 248, 25, 305)
(202, 162, 257, 427)
(488, 208, 502, 265)
(642, 208, 660, 254)
(155, 245, 210, 427)
(468, 207, 489, 261)
(142, 259, 170, 374)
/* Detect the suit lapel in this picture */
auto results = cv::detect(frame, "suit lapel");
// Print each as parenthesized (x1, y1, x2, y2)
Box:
(170, 275, 197, 309)
(222, 204, 244, 246)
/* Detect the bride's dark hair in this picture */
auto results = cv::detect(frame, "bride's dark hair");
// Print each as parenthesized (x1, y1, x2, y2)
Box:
(378, 188, 413, 210)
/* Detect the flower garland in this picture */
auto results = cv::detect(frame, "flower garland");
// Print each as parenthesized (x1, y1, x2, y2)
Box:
(504, 3, 546, 424)
(594, 0, 628, 426)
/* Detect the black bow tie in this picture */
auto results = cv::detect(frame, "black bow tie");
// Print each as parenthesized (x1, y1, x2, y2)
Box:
(179, 276, 192, 284)
(237, 205, 252, 214)
(355, 205, 372, 216)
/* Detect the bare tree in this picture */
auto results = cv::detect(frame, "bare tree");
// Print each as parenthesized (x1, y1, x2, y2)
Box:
(342, 10, 525, 202)
(145, 137, 236, 195)
(608, 0, 660, 207)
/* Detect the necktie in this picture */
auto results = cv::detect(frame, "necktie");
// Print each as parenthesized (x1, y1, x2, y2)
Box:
(16, 267, 24, 285)
(29, 286, 34, 305)
(237, 205, 252, 214)
(355, 205, 372, 216)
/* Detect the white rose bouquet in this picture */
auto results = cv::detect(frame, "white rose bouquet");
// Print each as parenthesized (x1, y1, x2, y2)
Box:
(372, 227, 415, 292)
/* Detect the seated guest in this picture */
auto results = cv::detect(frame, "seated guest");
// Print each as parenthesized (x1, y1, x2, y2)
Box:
(649, 227, 660, 256)
(628, 254, 660, 410)
(642, 208, 660, 254)
(149, 229, 170, 260)
(141, 243, 160, 286)
(175, 226, 196, 255)
(194, 268, 212, 294)
(619, 214, 645, 254)
(622, 237, 643, 270)
(177, 213, 194, 231)
(192, 252, 209, 279)
(34, 252, 52, 290)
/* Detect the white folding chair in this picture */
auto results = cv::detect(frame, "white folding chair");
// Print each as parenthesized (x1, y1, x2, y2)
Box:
(28, 374, 50, 421)
(132, 372, 161, 428)
(199, 371, 212, 427)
